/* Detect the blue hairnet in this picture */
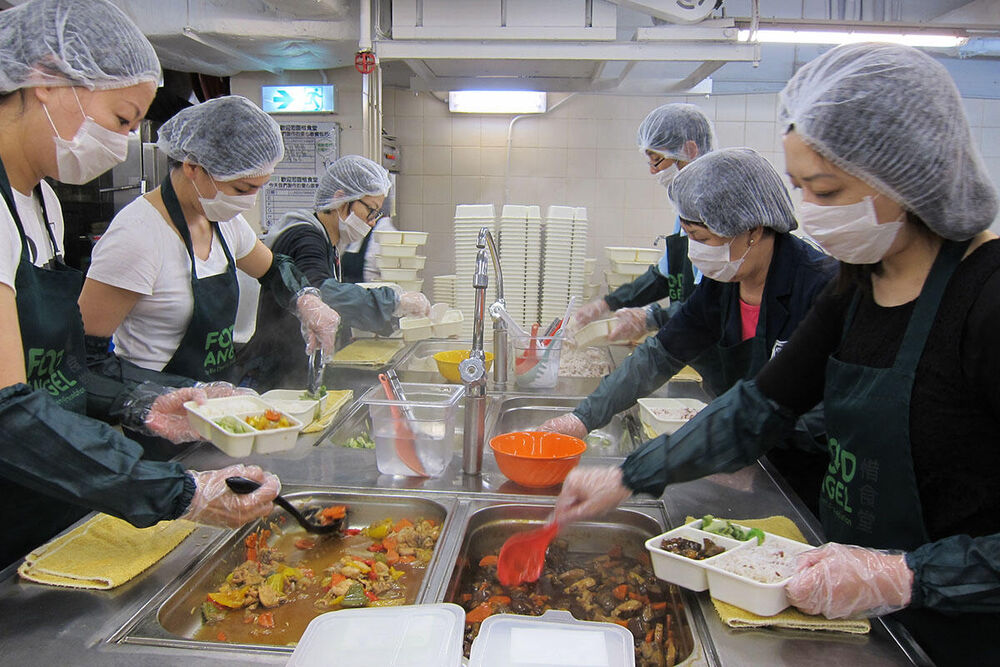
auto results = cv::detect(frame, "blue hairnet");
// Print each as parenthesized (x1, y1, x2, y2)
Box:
(779, 42, 998, 241)
(636, 103, 715, 162)
(314, 155, 392, 211)
(157, 96, 284, 181)
(668, 147, 797, 237)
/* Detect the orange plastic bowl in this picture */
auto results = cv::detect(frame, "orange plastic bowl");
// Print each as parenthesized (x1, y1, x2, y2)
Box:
(489, 431, 587, 488)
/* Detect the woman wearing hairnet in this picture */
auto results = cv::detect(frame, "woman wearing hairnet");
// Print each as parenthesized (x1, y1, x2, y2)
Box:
(572, 103, 713, 341)
(0, 0, 279, 568)
(553, 43, 1000, 665)
(236, 155, 430, 389)
(543, 148, 835, 507)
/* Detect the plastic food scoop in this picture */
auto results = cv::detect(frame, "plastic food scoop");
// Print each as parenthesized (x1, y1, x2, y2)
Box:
(515, 323, 541, 374)
(496, 521, 560, 586)
(225, 476, 346, 535)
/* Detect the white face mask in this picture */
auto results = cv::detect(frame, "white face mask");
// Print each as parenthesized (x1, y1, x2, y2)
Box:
(339, 210, 371, 246)
(687, 235, 751, 282)
(193, 177, 259, 222)
(799, 196, 904, 264)
(43, 89, 129, 185)
(655, 163, 679, 190)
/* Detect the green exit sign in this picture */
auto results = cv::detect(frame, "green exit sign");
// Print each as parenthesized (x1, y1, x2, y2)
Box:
(262, 85, 336, 113)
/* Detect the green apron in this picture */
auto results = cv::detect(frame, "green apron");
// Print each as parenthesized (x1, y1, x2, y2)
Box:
(691, 287, 769, 398)
(159, 176, 239, 382)
(339, 226, 374, 284)
(820, 239, 969, 551)
(657, 220, 698, 304)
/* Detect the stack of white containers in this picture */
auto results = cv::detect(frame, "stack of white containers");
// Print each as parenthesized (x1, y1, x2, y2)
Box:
(498, 204, 543, 327)
(432, 274, 457, 306)
(540, 206, 588, 322)
(453, 205, 497, 340)
(604, 246, 662, 290)
(373, 230, 429, 293)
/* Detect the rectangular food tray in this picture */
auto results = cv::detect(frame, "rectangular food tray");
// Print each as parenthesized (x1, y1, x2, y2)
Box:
(184, 395, 302, 456)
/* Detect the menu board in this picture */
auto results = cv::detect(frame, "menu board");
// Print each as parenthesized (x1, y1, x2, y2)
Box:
(261, 121, 340, 231)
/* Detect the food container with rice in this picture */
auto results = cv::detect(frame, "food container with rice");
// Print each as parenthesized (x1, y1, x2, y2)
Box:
(645, 524, 744, 592)
(637, 398, 707, 436)
(704, 533, 812, 616)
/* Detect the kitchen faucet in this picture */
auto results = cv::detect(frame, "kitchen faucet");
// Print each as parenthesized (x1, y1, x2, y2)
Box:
(459, 227, 508, 475)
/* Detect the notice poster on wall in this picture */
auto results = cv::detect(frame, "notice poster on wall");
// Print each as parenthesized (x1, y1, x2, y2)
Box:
(261, 121, 340, 231)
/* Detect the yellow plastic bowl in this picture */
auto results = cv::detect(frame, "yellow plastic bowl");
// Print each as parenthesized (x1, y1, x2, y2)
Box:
(433, 350, 495, 383)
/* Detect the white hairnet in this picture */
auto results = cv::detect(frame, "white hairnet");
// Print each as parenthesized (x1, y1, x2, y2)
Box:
(314, 155, 392, 211)
(779, 42, 998, 241)
(0, 0, 160, 94)
(637, 103, 715, 162)
(668, 147, 797, 237)
(157, 96, 284, 181)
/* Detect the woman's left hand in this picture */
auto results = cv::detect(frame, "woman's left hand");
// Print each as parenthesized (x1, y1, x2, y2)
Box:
(146, 386, 208, 443)
(785, 542, 914, 619)
(296, 290, 341, 362)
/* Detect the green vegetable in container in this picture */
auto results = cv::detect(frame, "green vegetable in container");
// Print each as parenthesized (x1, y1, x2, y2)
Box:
(700, 515, 765, 545)
(340, 434, 375, 449)
(300, 386, 327, 401)
(340, 582, 368, 608)
(214, 416, 254, 434)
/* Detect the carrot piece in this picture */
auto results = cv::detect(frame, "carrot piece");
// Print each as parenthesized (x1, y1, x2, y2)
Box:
(385, 549, 400, 564)
(398, 555, 416, 564)
(217, 631, 228, 642)
(645, 629, 654, 643)
(612, 584, 628, 600)
(294, 538, 316, 550)
(465, 603, 493, 624)
(257, 612, 275, 628)
(488, 595, 511, 606)
(382, 537, 398, 550)
(478, 555, 499, 567)
(652, 601, 667, 613)
(460, 593, 472, 602)
(393, 518, 414, 532)
(328, 573, 346, 586)
(321, 505, 347, 520)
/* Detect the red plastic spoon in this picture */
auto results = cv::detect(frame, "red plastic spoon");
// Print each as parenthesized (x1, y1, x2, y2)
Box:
(496, 521, 560, 586)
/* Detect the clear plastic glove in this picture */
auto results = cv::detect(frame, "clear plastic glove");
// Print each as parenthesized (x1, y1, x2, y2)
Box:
(194, 381, 257, 399)
(394, 291, 431, 318)
(144, 385, 208, 444)
(179, 464, 281, 529)
(296, 288, 341, 363)
(608, 307, 650, 342)
(553, 466, 632, 525)
(538, 413, 588, 439)
(571, 298, 610, 331)
(786, 543, 914, 619)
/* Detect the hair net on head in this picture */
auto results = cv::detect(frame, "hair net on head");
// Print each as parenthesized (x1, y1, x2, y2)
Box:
(157, 96, 284, 181)
(637, 103, 715, 162)
(779, 42, 998, 241)
(0, 0, 160, 94)
(668, 147, 797, 237)
(314, 155, 392, 211)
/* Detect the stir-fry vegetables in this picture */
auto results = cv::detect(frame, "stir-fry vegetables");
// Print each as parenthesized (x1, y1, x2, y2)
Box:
(339, 434, 375, 449)
(214, 416, 254, 434)
(245, 410, 292, 430)
(700, 515, 765, 545)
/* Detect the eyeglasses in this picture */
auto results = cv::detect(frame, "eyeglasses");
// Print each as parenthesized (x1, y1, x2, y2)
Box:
(648, 153, 666, 170)
(354, 199, 384, 224)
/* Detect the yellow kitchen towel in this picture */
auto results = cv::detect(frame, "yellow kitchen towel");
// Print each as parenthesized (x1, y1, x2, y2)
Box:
(331, 339, 404, 366)
(683, 515, 871, 635)
(302, 389, 354, 433)
(18, 514, 195, 590)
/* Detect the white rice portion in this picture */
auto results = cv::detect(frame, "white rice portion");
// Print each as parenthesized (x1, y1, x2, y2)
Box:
(712, 541, 810, 583)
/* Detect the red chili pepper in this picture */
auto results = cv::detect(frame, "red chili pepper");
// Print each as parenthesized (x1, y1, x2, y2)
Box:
(368, 568, 378, 581)
(367, 543, 385, 552)
(364, 589, 378, 602)
(343, 528, 362, 536)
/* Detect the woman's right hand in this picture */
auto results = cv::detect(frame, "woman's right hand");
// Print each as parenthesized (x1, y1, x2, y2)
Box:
(572, 299, 610, 330)
(538, 413, 588, 439)
(553, 466, 632, 525)
(180, 464, 280, 528)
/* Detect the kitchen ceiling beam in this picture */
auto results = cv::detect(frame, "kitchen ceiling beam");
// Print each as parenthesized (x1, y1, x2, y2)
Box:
(182, 27, 284, 74)
(376, 39, 758, 62)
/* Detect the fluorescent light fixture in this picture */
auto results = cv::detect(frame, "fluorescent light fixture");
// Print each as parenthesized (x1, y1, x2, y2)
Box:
(449, 91, 547, 114)
(738, 28, 967, 48)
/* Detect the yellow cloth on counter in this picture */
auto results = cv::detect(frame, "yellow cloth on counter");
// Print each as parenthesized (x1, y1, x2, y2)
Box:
(18, 514, 195, 590)
(684, 515, 871, 635)
(302, 389, 354, 433)
(331, 339, 404, 366)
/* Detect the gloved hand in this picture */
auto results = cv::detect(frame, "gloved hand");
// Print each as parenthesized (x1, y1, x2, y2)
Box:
(145, 385, 208, 444)
(786, 543, 914, 619)
(296, 288, 341, 363)
(538, 413, 588, 439)
(553, 466, 632, 525)
(394, 291, 431, 318)
(572, 298, 610, 331)
(195, 381, 257, 399)
(608, 307, 650, 342)
(179, 464, 281, 529)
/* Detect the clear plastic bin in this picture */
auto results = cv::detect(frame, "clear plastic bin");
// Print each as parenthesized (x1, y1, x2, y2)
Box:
(360, 382, 465, 477)
(512, 333, 563, 389)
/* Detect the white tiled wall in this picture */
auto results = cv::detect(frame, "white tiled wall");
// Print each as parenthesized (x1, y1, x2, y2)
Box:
(384, 90, 1000, 283)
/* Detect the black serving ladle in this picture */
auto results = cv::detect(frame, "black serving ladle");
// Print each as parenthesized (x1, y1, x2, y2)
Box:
(226, 476, 345, 535)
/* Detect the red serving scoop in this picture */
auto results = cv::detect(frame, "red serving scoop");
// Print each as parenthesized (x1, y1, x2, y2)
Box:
(496, 521, 560, 586)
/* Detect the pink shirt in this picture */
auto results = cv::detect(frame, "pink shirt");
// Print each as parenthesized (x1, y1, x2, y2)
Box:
(739, 299, 761, 341)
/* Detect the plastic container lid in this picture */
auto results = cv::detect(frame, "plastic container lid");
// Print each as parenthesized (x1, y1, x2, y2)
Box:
(287, 603, 466, 667)
(469, 610, 635, 667)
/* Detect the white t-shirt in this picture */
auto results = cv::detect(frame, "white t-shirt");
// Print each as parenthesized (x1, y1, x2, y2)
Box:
(87, 196, 258, 371)
(0, 181, 66, 292)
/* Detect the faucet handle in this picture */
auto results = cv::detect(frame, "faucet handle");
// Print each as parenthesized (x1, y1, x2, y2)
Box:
(459, 356, 486, 384)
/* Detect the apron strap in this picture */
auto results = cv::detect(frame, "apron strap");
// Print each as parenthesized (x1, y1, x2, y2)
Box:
(0, 157, 58, 264)
(161, 176, 238, 283)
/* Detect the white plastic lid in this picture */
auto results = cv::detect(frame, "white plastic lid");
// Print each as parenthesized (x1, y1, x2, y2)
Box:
(469, 610, 636, 667)
(286, 603, 465, 667)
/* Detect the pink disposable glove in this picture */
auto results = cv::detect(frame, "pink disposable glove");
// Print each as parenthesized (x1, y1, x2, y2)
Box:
(146, 386, 208, 444)
(538, 413, 588, 439)
(296, 289, 341, 363)
(608, 307, 649, 342)
(553, 466, 632, 525)
(179, 464, 281, 529)
(395, 291, 431, 318)
(572, 298, 610, 331)
(786, 543, 914, 619)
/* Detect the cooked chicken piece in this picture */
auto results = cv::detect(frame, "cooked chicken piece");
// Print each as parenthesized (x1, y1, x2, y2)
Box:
(612, 599, 643, 618)
(258, 582, 282, 609)
(564, 577, 596, 594)
(329, 578, 353, 597)
(557, 568, 587, 585)
(340, 565, 362, 578)
(229, 561, 264, 587)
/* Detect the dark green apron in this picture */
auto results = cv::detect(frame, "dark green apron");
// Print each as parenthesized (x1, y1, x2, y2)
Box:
(819, 239, 968, 551)
(658, 218, 697, 304)
(691, 288, 769, 398)
(340, 226, 374, 284)
(159, 176, 239, 382)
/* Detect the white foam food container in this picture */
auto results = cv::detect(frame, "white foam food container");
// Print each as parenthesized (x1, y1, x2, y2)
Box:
(396, 279, 424, 292)
(604, 246, 661, 264)
(379, 267, 420, 281)
(703, 533, 813, 616)
(378, 243, 418, 257)
(574, 317, 616, 348)
(375, 255, 400, 269)
(260, 389, 320, 424)
(456, 204, 495, 218)
(609, 258, 652, 275)
(637, 397, 707, 436)
(398, 255, 426, 269)
(358, 281, 402, 295)
(287, 603, 466, 667)
(373, 229, 429, 246)
(644, 524, 744, 592)
(431, 309, 464, 338)
(470, 609, 635, 667)
(605, 270, 632, 288)
(399, 316, 433, 342)
(184, 395, 301, 457)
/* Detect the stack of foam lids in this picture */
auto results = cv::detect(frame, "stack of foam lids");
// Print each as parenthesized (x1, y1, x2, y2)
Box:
(604, 246, 661, 290)
(541, 206, 588, 323)
(498, 204, 543, 327)
(432, 273, 457, 307)
(287, 604, 636, 667)
(453, 204, 497, 341)
(373, 229, 429, 293)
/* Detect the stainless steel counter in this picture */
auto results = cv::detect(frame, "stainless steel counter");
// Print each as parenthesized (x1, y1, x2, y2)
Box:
(0, 341, 933, 666)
